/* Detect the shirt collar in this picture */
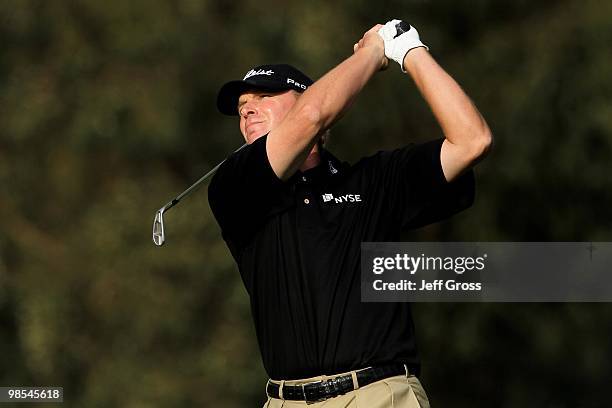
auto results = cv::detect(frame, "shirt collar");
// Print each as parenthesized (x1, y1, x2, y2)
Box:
(297, 149, 347, 181)
(322, 149, 345, 176)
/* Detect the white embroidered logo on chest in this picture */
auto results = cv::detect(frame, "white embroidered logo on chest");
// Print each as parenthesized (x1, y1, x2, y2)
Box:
(322, 193, 362, 204)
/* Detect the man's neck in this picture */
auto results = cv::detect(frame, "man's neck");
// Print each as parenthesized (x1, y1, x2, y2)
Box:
(299, 150, 322, 172)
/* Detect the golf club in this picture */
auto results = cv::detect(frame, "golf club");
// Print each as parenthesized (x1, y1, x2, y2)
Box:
(152, 143, 247, 246)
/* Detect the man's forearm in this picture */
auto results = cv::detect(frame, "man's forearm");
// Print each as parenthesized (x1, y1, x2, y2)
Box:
(296, 46, 382, 131)
(403, 48, 492, 153)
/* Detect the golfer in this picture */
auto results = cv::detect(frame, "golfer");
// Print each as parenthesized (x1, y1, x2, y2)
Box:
(209, 20, 492, 407)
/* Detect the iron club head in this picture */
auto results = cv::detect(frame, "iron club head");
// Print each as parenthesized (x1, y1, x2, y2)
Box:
(152, 208, 165, 246)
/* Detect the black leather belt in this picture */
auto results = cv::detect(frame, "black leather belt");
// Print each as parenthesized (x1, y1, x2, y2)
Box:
(266, 363, 416, 404)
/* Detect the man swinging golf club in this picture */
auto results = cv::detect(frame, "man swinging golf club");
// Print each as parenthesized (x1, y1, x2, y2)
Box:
(208, 19, 492, 407)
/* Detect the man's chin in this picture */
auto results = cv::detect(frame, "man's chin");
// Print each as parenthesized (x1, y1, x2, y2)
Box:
(247, 129, 270, 143)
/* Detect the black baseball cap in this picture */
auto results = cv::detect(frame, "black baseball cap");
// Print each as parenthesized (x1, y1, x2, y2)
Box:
(217, 64, 313, 116)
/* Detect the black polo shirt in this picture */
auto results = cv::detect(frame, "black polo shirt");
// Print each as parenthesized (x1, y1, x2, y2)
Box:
(208, 135, 475, 380)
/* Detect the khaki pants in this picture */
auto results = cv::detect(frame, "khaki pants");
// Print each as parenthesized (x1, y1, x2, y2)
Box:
(262, 368, 430, 408)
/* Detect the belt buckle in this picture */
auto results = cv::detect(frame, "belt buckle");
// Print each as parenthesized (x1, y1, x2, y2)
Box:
(304, 377, 344, 405)
(302, 380, 325, 405)
(302, 382, 323, 405)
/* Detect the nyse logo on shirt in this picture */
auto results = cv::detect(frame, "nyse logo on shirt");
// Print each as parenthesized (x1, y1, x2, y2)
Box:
(322, 193, 362, 204)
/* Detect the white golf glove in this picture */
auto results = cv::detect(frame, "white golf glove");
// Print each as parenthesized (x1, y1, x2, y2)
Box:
(377, 19, 428, 72)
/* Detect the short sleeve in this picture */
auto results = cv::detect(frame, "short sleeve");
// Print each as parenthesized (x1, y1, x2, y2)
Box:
(208, 135, 288, 251)
(379, 138, 475, 229)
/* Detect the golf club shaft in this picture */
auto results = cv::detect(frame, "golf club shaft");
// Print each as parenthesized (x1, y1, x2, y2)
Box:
(161, 143, 247, 213)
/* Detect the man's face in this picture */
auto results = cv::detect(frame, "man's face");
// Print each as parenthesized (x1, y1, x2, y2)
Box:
(237, 89, 299, 144)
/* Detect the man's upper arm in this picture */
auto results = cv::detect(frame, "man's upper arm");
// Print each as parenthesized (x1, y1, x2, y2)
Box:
(266, 102, 322, 181)
(440, 139, 470, 182)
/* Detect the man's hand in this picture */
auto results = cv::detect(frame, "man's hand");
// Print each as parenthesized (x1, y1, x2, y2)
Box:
(377, 19, 428, 72)
(353, 24, 388, 71)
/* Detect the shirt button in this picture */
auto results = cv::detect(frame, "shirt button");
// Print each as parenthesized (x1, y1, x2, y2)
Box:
(304, 198, 310, 204)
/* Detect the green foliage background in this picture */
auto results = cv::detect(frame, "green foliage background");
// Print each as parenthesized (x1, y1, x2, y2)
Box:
(1, 0, 611, 406)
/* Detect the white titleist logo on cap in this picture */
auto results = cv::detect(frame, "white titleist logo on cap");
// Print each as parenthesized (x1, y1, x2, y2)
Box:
(243, 69, 274, 80)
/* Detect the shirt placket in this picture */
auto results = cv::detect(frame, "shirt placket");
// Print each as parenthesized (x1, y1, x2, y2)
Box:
(295, 175, 320, 217)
